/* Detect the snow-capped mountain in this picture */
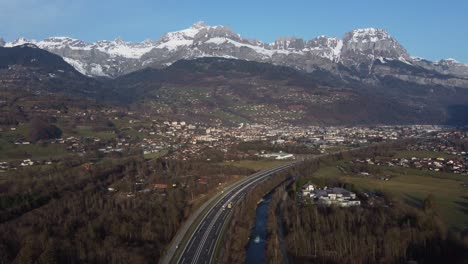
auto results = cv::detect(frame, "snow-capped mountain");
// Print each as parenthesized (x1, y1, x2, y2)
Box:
(340, 28, 410, 66)
(2, 22, 468, 81)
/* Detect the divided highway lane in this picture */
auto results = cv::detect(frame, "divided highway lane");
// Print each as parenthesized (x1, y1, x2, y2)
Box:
(160, 162, 297, 264)
(177, 162, 298, 264)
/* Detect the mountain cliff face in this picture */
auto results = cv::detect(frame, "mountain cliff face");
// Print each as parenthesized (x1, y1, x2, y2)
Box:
(341, 28, 410, 64)
(3, 22, 468, 88)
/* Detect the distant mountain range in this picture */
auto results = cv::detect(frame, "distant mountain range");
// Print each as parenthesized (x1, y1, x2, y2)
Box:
(2, 23, 468, 126)
(2, 43, 468, 126)
(2, 22, 468, 87)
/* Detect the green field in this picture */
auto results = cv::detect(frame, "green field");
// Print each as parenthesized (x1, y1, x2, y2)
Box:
(323, 145, 352, 153)
(211, 110, 249, 124)
(143, 149, 168, 159)
(222, 159, 289, 171)
(0, 142, 69, 161)
(394, 150, 458, 159)
(0, 124, 29, 142)
(73, 126, 116, 140)
(309, 157, 468, 230)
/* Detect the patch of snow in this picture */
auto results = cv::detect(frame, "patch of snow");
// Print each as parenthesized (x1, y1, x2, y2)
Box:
(206, 37, 293, 57)
(410, 56, 424, 61)
(63, 57, 88, 76)
(5, 38, 31, 47)
(205, 37, 228, 45)
(349, 28, 390, 43)
(157, 39, 193, 51)
(437, 58, 462, 64)
(7, 36, 156, 59)
(105, 43, 155, 59)
(398, 56, 412, 65)
(156, 22, 211, 51)
(224, 38, 276, 56)
(445, 58, 459, 63)
(89, 63, 109, 77)
(331, 39, 343, 61)
(194, 52, 238, 60)
(376, 57, 386, 64)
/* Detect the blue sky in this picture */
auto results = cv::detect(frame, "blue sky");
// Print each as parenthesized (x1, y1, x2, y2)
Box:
(1, 0, 467, 63)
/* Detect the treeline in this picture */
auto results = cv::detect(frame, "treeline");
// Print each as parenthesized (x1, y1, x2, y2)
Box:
(28, 117, 62, 142)
(282, 198, 468, 263)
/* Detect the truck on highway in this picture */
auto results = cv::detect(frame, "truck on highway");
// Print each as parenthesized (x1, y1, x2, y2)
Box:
(227, 202, 233, 209)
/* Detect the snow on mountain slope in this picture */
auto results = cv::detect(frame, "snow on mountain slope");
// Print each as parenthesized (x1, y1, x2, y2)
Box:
(348, 28, 391, 43)
(92, 39, 156, 59)
(7, 37, 155, 59)
(3, 22, 467, 79)
(62, 57, 108, 77)
(305, 36, 343, 62)
(63, 57, 87, 75)
(155, 21, 210, 50)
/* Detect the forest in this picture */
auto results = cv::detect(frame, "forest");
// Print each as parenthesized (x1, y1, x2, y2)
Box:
(282, 196, 467, 263)
(0, 154, 253, 264)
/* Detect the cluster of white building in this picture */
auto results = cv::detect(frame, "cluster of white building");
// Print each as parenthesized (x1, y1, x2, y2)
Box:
(258, 151, 294, 160)
(301, 183, 361, 207)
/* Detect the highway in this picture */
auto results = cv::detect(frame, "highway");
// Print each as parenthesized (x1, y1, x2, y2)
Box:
(161, 161, 299, 264)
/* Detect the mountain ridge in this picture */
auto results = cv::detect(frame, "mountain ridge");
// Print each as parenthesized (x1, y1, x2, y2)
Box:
(2, 22, 467, 81)
(3, 44, 468, 126)
(0, 44, 111, 99)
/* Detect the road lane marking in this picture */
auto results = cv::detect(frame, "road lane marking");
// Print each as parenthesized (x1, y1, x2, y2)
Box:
(178, 163, 297, 264)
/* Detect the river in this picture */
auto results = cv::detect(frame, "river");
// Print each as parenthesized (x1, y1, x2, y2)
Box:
(245, 192, 273, 264)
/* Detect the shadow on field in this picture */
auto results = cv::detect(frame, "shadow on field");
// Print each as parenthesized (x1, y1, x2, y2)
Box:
(454, 196, 468, 215)
(403, 193, 423, 209)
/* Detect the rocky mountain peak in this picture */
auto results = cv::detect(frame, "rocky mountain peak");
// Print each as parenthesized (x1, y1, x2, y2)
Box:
(272, 37, 305, 50)
(307, 36, 342, 49)
(114, 37, 125, 44)
(41, 37, 88, 49)
(438, 58, 462, 65)
(8, 37, 31, 47)
(340, 27, 410, 67)
(345, 28, 391, 43)
(431, 58, 468, 78)
(192, 21, 209, 29)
